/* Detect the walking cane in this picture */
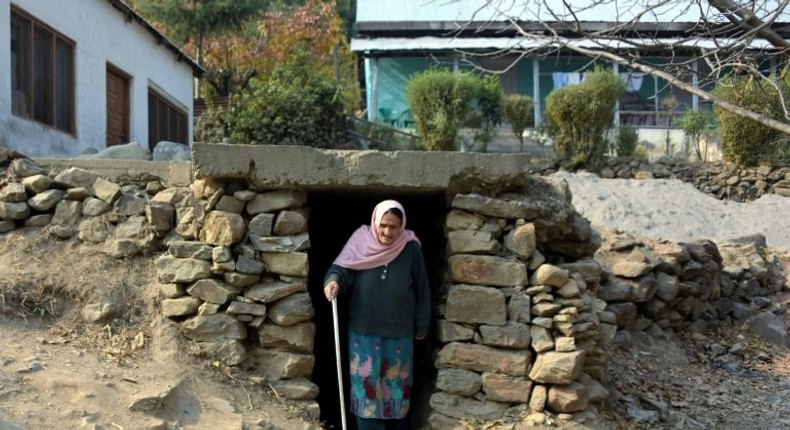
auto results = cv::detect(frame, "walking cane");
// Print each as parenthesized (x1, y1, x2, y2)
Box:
(332, 298, 348, 430)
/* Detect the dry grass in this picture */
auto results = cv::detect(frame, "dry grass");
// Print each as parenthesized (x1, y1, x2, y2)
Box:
(0, 229, 159, 366)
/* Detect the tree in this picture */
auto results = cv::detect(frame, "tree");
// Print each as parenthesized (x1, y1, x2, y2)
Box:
(193, 27, 265, 97)
(129, 0, 270, 97)
(458, 1, 790, 135)
(502, 94, 535, 151)
(257, 0, 359, 108)
(132, 0, 269, 68)
(131, 0, 357, 101)
(679, 109, 717, 161)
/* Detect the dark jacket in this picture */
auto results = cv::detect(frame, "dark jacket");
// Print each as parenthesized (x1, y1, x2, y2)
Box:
(325, 241, 431, 337)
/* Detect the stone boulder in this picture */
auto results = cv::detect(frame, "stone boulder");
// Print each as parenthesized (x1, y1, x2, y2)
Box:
(153, 141, 191, 161)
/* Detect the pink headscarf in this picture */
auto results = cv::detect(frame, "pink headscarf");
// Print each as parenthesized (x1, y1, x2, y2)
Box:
(332, 200, 420, 270)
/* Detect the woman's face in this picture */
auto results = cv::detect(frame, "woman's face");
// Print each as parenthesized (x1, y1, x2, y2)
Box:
(376, 212, 403, 245)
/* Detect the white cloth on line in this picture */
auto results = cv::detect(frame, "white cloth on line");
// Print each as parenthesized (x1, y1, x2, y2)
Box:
(552, 72, 568, 90)
(620, 72, 645, 93)
(567, 72, 582, 85)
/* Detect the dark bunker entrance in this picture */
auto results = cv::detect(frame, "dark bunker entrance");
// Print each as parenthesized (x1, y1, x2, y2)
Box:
(307, 190, 446, 430)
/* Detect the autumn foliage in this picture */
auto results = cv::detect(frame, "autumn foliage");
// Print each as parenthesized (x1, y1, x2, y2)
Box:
(197, 0, 357, 105)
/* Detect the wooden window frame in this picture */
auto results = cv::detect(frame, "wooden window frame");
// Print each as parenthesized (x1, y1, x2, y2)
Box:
(148, 89, 188, 148)
(10, 7, 76, 135)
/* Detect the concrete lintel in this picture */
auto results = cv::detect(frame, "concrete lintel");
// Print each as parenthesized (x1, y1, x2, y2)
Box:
(34, 158, 192, 187)
(192, 143, 534, 191)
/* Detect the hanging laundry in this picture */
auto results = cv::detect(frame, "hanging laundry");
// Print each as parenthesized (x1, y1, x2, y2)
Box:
(567, 72, 582, 85)
(552, 72, 568, 90)
(620, 72, 645, 93)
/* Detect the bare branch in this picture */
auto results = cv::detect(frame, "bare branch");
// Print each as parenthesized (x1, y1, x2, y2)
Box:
(562, 39, 790, 134)
(708, 0, 790, 50)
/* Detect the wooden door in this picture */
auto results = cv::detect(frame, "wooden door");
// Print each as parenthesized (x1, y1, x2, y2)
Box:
(106, 67, 129, 146)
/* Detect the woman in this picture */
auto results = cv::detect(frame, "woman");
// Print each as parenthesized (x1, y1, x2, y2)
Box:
(324, 200, 431, 430)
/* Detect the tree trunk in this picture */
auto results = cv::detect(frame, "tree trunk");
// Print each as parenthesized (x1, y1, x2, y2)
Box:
(195, 31, 203, 99)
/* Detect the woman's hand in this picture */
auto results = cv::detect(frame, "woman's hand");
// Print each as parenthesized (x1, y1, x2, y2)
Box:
(324, 280, 340, 301)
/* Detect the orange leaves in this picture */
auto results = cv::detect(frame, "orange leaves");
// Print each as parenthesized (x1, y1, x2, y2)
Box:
(257, 0, 349, 78)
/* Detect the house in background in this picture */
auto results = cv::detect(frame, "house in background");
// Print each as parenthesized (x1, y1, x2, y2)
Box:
(351, 0, 788, 148)
(0, 0, 204, 157)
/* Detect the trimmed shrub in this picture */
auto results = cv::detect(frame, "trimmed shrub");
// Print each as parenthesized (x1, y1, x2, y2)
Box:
(466, 75, 504, 151)
(545, 68, 626, 168)
(616, 126, 639, 156)
(406, 69, 503, 151)
(633, 145, 649, 160)
(406, 69, 475, 151)
(503, 94, 535, 151)
(713, 76, 790, 166)
(679, 109, 716, 161)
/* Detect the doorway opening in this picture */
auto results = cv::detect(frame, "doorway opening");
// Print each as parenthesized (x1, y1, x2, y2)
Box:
(307, 190, 447, 430)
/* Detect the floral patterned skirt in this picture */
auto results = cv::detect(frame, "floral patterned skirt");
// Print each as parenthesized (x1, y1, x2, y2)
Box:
(348, 331, 413, 420)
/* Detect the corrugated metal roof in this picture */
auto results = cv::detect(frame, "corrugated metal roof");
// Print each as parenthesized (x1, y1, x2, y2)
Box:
(356, 0, 790, 24)
(351, 36, 778, 52)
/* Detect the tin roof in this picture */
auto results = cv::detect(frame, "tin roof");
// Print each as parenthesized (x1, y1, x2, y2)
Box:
(356, 0, 790, 24)
(354, 1, 789, 53)
(350, 35, 778, 53)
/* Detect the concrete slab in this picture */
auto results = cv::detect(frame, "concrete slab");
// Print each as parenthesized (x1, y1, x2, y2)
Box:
(192, 143, 535, 191)
(34, 158, 192, 187)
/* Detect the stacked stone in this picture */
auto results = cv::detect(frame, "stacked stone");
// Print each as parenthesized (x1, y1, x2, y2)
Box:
(429, 190, 609, 428)
(597, 156, 790, 202)
(595, 229, 784, 340)
(0, 159, 170, 257)
(154, 180, 319, 417)
(714, 239, 785, 324)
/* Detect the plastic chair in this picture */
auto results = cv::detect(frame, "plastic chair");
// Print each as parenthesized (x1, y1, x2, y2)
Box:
(378, 108, 399, 127)
(400, 109, 416, 129)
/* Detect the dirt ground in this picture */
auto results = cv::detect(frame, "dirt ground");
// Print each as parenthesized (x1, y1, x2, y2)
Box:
(0, 230, 319, 430)
(1, 229, 790, 430)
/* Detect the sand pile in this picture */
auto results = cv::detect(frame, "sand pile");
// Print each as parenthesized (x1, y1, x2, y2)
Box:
(554, 171, 790, 251)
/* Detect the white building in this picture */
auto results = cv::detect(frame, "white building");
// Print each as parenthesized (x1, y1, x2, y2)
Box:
(0, 0, 204, 157)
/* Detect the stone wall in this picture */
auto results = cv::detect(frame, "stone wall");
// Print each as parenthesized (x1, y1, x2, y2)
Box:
(592, 156, 790, 202)
(2, 145, 786, 429)
(429, 182, 609, 428)
(596, 230, 782, 334)
(0, 153, 322, 417)
(159, 179, 320, 417)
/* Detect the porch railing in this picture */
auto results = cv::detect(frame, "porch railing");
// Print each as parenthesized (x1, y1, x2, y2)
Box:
(346, 115, 420, 150)
(619, 110, 680, 128)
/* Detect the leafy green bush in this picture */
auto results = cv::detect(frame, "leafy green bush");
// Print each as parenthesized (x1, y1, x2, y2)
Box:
(713, 76, 790, 166)
(406, 69, 502, 151)
(544, 68, 626, 168)
(406, 69, 467, 151)
(468, 75, 504, 150)
(767, 136, 790, 161)
(502, 94, 535, 151)
(194, 102, 236, 144)
(679, 109, 716, 161)
(616, 126, 639, 156)
(196, 57, 348, 148)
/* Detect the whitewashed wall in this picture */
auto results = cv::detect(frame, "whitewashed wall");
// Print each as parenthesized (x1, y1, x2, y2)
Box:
(0, 0, 195, 157)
